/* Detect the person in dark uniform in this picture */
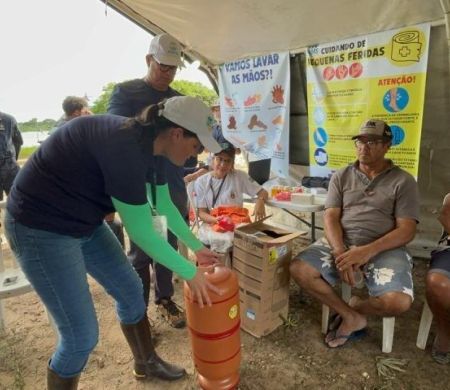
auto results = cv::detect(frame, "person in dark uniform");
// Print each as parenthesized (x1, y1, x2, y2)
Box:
(5, 96, 222, 389)
(0, 111, 22, 200)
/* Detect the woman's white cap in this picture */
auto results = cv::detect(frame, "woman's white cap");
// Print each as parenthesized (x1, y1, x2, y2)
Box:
(161, 96, 222, 153)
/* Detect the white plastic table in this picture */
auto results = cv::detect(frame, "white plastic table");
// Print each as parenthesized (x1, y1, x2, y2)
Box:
(265, 198, 325, 242)
(245, 195, 325, 242)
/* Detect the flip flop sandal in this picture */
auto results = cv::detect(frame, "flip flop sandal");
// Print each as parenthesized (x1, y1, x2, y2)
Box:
(432, 346, 450, 364)
(327, 313, 343, 332)
(326, 328, 367, 349)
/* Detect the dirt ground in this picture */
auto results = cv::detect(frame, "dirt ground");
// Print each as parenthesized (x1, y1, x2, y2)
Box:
(1, 231, 449, 390)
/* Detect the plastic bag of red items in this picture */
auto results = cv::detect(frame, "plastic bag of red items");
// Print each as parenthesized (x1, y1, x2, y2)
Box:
(216, 216, 235, 232)
(274, 191, 292, 201)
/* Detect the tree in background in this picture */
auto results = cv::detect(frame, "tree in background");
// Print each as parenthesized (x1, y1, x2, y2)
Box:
(17, 80, 217, 130)
(90, 80, 217, 114)
(19, 118, 56, 132)
(90, 82, 117, 114)
(170, 80, 217, 106)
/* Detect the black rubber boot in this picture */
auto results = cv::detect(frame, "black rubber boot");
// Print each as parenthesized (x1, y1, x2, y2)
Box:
(120, 315, 186, 381)
(47, 367, 79, 390)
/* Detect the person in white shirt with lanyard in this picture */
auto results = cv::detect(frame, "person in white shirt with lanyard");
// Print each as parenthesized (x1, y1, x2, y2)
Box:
(194, 142, 268, 251)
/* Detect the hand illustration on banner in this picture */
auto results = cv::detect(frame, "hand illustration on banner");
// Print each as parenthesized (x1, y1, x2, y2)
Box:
(349, 62, 363, 78)
(227, 116, 237, 130)
(248, 115, 267, 130)
(314, 148, 328, 166)
(323, 66, 335, 81)
(272, 115, 283, 126)
(389, 125, 405, 146)
(336, 65, 348, 80)
(244, 94, 262, 107)
(224, 96, 237, 108)
(314, 128, 328, 147)
(230, 135, 272, 160)
(313, 107, 326, 125)
(271, 85, 285, 104)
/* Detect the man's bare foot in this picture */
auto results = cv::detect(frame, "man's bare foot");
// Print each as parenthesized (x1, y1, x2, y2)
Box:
(325, 300, 367, 347)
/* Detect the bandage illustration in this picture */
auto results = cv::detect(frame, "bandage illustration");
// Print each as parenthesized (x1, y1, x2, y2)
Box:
(391, 31, 422, 62)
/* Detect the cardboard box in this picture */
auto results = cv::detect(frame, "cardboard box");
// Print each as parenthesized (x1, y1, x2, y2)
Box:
(232, 219, 303, 337)
(238, 284, 290, 338)
(232, 252, 290, 293)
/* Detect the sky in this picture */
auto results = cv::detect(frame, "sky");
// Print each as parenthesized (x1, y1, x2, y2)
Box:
(0, 0, 213, 122)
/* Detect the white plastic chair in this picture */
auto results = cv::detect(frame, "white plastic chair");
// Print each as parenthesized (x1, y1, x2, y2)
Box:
(0, 236, 33, 331)
(416, 300, 433, 349)
(178, 181, 200, 259)
(186, 180, 200, 232)
(0, 204, 55, 332)
(322, 283, 396, 353)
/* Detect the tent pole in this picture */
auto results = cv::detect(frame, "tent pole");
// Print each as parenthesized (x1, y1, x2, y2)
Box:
(441, 0, 450, 73)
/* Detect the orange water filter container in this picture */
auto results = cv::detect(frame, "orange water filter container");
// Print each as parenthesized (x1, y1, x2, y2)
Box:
(184, 266, 241, 390)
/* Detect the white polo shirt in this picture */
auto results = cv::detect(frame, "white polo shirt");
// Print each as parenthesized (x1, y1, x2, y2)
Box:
(194, 169, 262, 210)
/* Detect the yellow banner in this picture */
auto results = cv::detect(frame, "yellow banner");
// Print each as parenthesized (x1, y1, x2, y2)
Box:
(306, 23, 430, 178)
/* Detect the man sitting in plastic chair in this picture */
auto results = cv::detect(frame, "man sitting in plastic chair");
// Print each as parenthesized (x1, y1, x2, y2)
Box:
(290, 119, 419, 349)
(193, 142, 268, 262)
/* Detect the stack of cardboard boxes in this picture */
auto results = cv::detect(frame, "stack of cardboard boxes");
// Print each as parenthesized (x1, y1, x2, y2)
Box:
(232, 219, 302, 337)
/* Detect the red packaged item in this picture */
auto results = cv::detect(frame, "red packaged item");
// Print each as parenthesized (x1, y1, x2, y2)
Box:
(216, 216, 235, 232)
(274, 191, 291, 201)
(210, 207, 251, 232)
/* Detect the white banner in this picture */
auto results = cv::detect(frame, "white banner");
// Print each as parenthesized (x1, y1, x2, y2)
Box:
(218, 52, 290, 178)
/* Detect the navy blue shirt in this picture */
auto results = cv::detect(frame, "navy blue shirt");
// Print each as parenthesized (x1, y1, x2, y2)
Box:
(7, 115, 166, 237)
(108, 79, 195, 214)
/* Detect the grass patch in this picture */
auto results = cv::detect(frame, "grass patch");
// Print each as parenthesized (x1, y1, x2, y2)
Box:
(18, 146, 38, 160)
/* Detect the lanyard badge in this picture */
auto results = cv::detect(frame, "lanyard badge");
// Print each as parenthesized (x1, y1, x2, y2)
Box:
(152, 214, 168, 240)
(148, 176, 167, 240)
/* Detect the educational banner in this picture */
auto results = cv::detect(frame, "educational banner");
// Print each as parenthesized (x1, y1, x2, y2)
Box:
(306, 23, 430, 178)
(218, 52, 290, 178)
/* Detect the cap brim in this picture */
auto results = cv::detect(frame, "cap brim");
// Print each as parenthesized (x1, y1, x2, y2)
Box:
(155, 54, 184, 67)
(351, 134, 385, 140)
(197, 131, 222, 154)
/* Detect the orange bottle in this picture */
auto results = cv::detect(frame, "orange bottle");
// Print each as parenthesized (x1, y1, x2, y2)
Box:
(184, 266, 241, 390)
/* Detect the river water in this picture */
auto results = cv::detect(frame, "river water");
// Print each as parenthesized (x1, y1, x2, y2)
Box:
(21, 131, 50, 147)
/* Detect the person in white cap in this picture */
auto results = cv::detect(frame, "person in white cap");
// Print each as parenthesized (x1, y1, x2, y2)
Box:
(290, 118, 419, 348)
(5, 96, 222, 389)
(184, 99, 226, 184)
(108, 33, 192, 329)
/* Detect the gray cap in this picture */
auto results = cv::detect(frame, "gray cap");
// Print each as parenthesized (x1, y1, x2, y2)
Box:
(352, 119, 392, 140)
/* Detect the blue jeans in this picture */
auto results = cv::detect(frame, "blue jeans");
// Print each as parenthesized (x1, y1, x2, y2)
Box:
(4, 211, 146, 378)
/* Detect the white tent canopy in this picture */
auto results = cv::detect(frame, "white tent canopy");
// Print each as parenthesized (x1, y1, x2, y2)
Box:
(102, 0, 450, 250)
(102, 0, 447, 67)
